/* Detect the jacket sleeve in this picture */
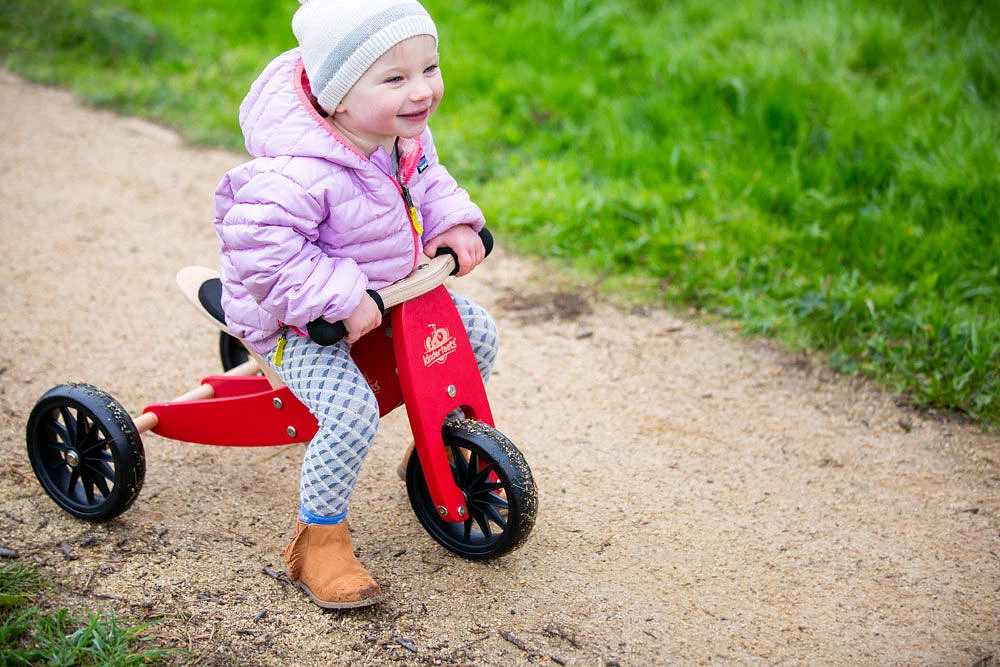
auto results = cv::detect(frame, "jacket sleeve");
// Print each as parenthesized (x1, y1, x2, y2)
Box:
(416, 131, 486, 242)
(216, 166, 368, 328)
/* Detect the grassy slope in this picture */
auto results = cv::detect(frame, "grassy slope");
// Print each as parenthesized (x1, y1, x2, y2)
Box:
(1, 0, 997, 424)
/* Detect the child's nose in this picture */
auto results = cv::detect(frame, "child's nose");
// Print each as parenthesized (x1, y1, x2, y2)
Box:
(409, 80, 433, 101)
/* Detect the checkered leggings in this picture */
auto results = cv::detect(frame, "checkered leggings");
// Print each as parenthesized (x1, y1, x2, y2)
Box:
(263, 293, 497, 524)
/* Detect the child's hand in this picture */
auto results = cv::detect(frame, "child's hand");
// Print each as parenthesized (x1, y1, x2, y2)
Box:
(423, 225, 486, 277)
(343, 292, 383, 344)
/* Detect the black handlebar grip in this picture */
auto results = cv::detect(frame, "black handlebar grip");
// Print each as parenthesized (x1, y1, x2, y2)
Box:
(306, 289, 384, 346)
(305, 318, 347, 346)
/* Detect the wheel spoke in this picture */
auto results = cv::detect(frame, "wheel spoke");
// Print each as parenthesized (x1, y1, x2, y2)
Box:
(465, 451, 481, 486)
(57, 406, 78, 444)
(85, 455, 115, 480)
(48, 427, 72, 451)
(47, 422, 67, 448)
(476, 481, 505, 496)
(470, 506, 493, 539)
(87, 449, 114, 463)
(448, 444, 469, 480)
(73, 408, 90, 446)
(81, 470, 96, 504)
(85, 455, 115, 483)
(83, 462, 113, 497)
(463, 516, 473, 541)
(46, 458, 70, 475)
(480, 502, 507, 530)
(79, 416, 102, 452)
(78, 435, 111, 457)
(66, 467, 82, 499)
(469, 462, 497, 489)
(474, 487, 508, 510)
(453, 465, 507, 542)
(47, 410, 74, 449)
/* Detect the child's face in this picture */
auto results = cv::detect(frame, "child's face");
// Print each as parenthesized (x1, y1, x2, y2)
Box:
(331, 35, 443, 157)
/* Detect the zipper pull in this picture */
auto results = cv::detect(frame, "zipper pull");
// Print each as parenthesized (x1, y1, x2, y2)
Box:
(273, 328, 287, 367)
(400, 183, 422, 234)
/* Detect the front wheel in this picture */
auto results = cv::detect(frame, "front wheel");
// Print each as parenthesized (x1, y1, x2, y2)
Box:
(26, 384, 145, 521)
(406, 420, 537, 559)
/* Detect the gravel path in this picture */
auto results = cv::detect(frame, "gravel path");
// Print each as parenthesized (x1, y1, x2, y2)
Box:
(1, 70, 998, 665)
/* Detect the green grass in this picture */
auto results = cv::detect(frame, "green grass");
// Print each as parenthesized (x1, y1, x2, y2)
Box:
(0, 562, 170, 664)
(2, 0, 998, 424)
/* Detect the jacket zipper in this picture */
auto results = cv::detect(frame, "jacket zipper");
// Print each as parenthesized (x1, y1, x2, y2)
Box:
(399, 183, 422, 235)
(392, 143, 422, 270)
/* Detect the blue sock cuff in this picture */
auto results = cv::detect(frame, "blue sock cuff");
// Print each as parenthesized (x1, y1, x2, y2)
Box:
(299, 507, 347, 525)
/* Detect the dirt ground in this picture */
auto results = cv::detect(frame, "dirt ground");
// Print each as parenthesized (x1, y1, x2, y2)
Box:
(1, 69, 998, 666)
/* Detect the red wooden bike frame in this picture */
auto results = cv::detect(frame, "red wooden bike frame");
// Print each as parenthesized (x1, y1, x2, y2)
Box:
(142, 284, 492, 523)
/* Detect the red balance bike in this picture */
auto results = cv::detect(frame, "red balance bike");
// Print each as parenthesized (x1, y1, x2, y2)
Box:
(26, 230, 536, 560)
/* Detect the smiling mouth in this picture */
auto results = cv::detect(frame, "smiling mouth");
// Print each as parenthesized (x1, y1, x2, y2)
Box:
(400, 108, 430, 121)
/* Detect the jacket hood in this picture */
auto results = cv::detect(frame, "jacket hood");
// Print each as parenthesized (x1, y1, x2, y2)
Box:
(238, 48, 367, 168)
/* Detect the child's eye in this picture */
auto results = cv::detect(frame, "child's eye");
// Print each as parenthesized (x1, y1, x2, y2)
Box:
(424, 64, 439, 75)
(384, 75, 404, 84)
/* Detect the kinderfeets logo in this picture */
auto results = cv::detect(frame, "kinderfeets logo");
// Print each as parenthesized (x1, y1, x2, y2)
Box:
(422, 323, 458, 367)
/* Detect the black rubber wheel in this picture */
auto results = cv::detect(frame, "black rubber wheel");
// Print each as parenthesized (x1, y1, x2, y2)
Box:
(219, 331, 250, 371)
(406, 420, 536, 559)
(26, 384, 145, 522)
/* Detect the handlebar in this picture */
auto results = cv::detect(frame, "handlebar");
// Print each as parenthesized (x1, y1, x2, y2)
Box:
(306, 227, 493, 346)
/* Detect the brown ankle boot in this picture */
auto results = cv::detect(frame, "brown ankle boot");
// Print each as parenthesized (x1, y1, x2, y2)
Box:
(284, 520, 383, 609)
(397, 442, 415, 481)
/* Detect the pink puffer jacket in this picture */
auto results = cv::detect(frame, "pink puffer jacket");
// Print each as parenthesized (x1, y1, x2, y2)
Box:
(214, 48, 485, 354)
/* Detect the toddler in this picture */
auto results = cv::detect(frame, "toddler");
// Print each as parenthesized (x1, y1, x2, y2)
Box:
(214, 0, 498, 608)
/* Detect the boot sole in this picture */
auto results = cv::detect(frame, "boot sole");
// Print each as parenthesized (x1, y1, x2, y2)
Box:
(296, 580, 386, 609)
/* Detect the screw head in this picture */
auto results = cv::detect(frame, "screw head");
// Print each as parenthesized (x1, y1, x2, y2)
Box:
(65, 450, 80, 468)
(287, 426, 297, 438)
(447, 385, 457, 398)
(437, 505, 448, 517)
(272, 397, 283, 409)
(457, 505, 467, 518)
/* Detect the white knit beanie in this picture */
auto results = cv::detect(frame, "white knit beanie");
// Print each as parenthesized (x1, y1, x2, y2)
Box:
(293, 0, 438, 113)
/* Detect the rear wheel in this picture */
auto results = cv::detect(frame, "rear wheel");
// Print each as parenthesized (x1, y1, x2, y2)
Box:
(406, 420, 536, 559)
(219, 331, 250, 371)
(26, 384, 145, 521)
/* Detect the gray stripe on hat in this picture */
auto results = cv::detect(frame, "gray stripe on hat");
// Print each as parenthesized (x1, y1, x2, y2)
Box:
(312, 4, 430, 91)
